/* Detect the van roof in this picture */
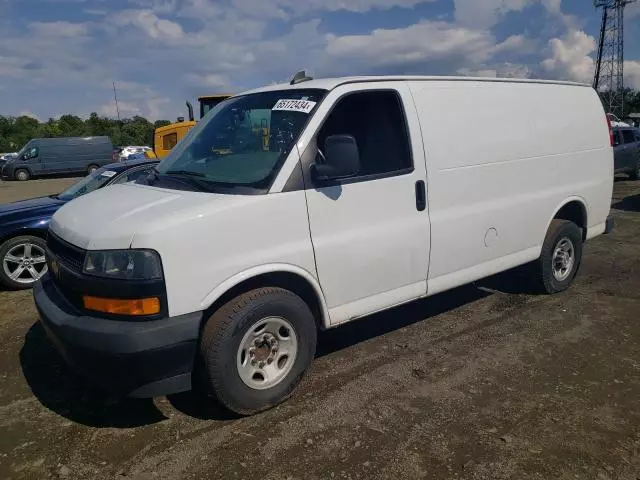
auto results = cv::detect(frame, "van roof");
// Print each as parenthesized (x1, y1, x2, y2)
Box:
(31, 136, 111, 145)
(240, 75, 590, 96)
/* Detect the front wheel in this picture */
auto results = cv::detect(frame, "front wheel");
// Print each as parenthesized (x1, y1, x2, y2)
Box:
(14, 169, 30, 181)
(199, 287, 317, 415)
(535, 220, 583, 294)
(0, 236, 48, 289)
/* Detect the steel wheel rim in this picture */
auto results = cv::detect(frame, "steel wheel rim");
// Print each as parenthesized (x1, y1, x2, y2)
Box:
(236, 316, 298, 390)
(552, 237, 574, 282)
(2, 243, 48, 284)
(16, 171, 27, 181)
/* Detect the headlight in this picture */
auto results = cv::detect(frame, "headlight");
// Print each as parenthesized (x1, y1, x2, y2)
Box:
(83, 249, 163, 280)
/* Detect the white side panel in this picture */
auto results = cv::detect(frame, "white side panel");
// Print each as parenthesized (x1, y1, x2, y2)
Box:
(409, 80, 612, 286)
(329, 281, 426, 326)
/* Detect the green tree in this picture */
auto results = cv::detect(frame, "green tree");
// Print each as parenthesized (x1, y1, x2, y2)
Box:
(40, 118, 62, 138)
(57, 114, 86, 137)
(11, 116, 41, 148)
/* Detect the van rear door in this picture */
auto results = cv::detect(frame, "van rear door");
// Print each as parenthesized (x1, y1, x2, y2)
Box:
(301, 82, 430, 325)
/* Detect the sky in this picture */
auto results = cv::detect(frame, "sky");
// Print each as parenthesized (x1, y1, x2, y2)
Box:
(0, 0, 639, 121)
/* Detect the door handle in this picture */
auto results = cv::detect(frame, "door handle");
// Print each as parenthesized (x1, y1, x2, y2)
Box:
(415, 180, 426, 211)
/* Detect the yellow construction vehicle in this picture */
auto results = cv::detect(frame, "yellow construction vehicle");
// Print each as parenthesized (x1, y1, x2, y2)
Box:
(153, 94, 233, 159)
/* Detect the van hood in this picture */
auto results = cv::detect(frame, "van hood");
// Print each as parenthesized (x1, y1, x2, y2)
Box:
(49, 183, 255, 250)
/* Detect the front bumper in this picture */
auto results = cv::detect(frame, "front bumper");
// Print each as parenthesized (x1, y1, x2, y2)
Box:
(33, 274, 202, 397)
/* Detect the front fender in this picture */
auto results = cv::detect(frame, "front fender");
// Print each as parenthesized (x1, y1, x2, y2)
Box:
(0, 218, 50, 243)
(199, 263, 331, 329)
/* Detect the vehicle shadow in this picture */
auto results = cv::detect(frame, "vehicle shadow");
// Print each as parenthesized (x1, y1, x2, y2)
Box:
(612, 194, 640, 212)
(21, 269, 535, 425)
(315, 266, 538, 358)
(166, 390, 241, 422)
(20, 322, 167, 428)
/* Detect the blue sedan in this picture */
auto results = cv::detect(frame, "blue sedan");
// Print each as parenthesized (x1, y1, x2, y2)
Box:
(0, 159, 158, 289)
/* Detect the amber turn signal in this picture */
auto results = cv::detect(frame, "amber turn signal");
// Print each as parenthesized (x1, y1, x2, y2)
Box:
(82, 296, 160, 316)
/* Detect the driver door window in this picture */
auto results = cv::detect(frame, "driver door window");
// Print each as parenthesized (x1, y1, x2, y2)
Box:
(23, 147, 38, 160)
(315, 90, 413, 180)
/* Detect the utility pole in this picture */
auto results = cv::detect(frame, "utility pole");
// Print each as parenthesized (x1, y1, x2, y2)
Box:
(113, 81, 122, 143)
(593, 0, 638, 118)
(112, 82, 121, 122)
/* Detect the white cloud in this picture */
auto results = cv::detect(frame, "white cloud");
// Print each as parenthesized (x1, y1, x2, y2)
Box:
(453, 0, 568, 29)
(185, 73, 229, 89)
(29, 21, 89, 37)
(540, 0, 561, 14)
(458, 62, 532, 78)
(625, 61, 640, 90)
(627, 2, 640, 19)
(182, 0, 436, 20)
(453, 0, 532, 29)
(540, 29, 596, 84)
(112, 9, 183, 39)
(325, 20, 531, 70)
(84, 8, 107, 16)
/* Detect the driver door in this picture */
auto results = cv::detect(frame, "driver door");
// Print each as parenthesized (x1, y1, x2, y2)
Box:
(302, 83, 430, 325)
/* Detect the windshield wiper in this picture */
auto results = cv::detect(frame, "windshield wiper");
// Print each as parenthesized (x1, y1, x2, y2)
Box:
(165, 170, 206, 177)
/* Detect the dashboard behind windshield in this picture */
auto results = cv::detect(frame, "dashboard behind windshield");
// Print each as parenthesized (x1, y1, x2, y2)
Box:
(57, 168, 116, 201)
(156, 89, 327, 193)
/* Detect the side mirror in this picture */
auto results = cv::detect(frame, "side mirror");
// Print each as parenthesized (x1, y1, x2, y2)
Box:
(311, 134, 360, 183)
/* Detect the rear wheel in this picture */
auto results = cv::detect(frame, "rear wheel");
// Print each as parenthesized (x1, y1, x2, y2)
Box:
(14, 169, 30, 181)
(535, 220, 583, 294)
(87, 164, 99, 174)
(199, 287, 317, 415)
(0, 236, 48, 289)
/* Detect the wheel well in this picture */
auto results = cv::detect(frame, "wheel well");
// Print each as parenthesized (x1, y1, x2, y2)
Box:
(0, 229, 46, 245)
(201, 272, 325, 332)
(554, 201, 587, 240)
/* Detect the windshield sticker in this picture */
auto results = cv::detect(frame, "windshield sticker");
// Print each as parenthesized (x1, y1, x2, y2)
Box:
(100, 170, 117, 178)
(273, 99, 317, 114)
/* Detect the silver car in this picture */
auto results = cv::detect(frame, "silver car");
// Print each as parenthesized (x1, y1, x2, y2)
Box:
(613, 127, 640, 180)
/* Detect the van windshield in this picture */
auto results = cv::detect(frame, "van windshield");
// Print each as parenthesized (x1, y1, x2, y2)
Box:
(14, 142, 31, 159)
(155, 89, 327, 193)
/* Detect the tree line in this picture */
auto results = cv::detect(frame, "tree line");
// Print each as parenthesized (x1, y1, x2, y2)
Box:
(0, 113, 171, 153)
(1, 89, 639, 153)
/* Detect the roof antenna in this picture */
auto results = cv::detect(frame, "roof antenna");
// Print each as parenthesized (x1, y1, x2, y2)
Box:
(290, 70, 313, 85)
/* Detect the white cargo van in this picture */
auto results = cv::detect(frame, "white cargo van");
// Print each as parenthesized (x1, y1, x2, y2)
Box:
(34, 75, 614, 415)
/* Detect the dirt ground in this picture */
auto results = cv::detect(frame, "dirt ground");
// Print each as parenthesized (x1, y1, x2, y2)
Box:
(0, 177, 639, 480)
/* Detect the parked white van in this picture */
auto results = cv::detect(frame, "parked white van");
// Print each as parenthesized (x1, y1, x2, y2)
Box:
(35, 74, 614, 415)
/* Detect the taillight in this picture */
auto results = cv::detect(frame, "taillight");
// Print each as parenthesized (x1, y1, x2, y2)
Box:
(606, 114, 614, 147)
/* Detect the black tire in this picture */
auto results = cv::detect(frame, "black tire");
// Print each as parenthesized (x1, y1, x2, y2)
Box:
(87, 164, 99, 174)
(14, 168, 30, 181)
(0, 235, 48, 289)
(536, 219, 583, 294)
(199, 287, 317, 415)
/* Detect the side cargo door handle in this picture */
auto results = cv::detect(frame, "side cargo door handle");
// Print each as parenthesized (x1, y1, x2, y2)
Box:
(415, 180, 426, 211)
